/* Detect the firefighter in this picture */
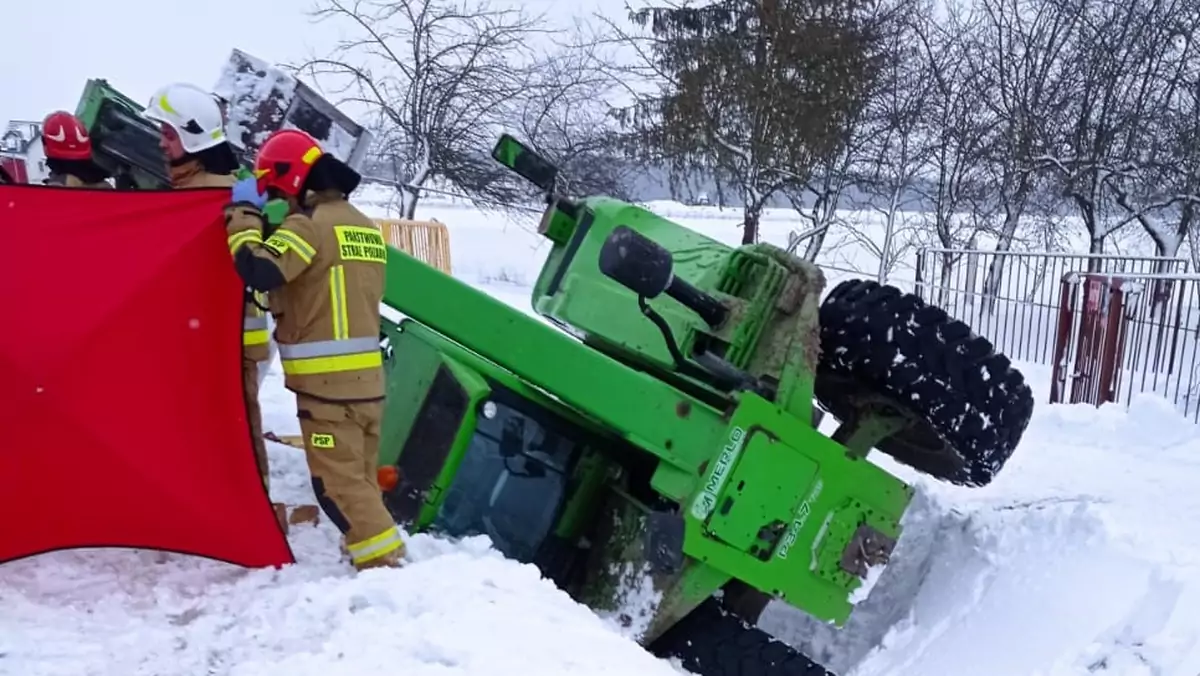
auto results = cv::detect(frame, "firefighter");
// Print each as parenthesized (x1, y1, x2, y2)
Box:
(142, 83, 241, 189)
(223, 128, 406, 571)
(40, 111, 112, 188)
(141, 82, 283, 527)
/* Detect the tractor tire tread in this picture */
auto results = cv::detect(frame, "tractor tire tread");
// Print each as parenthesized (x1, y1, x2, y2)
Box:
(816, 278, 1034, 486)
(650, 598, 834, 676)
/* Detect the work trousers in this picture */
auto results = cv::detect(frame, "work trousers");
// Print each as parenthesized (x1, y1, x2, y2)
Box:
(296, 393, 405, 569)
(242, 357, 269, 491)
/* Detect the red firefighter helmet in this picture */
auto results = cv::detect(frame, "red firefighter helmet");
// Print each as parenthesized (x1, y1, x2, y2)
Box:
(253, 129, 325, 196)
(41, 111, 93, 161)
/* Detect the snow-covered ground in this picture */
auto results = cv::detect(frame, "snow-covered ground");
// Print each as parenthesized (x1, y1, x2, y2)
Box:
(2, 355, 686, 676)
(768, 369, 1200, 676)
(6, 195, 1200, 676)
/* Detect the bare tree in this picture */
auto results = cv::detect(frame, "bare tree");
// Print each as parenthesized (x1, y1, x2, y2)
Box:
(1107, 10, 1200, 264)
(1036, 0, 1178, 261)
(782, 30, 903, 265)
(1100, 9, 1200, 313)
(512, 24, 638, 199)
(294, 0, 551, 219)
(852, 3, 938, 282)
(910, 1, 994, 305)
(1158, 27, 1200, 266)
(966, 0, 1080, 310)
(782, 125, 870, 262)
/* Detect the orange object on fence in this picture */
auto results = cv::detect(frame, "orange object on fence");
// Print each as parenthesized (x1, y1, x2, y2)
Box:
(374, 218, 453, 274)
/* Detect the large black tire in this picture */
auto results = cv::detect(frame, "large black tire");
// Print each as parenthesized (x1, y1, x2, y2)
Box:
(815, 279, 1034, 487)
(649, 598, 835, 676)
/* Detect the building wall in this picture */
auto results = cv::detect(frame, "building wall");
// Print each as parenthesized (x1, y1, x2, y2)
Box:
(0, 122, 47, 184)
(24, 137, 47, 183)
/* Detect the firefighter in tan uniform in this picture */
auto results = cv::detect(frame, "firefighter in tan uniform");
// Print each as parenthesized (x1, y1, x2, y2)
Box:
(40, 111, 113, 189)
(222, 128, 406, 570)
(142, 83, 284, 527)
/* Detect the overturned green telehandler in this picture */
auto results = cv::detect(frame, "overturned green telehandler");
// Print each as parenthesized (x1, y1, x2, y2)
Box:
(369, 136, 1033, 675)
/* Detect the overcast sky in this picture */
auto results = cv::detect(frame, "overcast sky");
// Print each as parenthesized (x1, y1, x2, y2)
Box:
(0, 0, 626, 128)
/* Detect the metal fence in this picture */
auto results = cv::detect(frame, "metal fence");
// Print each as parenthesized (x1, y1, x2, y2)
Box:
(1049, 271, 1200, 422)
(912, 248, 1190, 365)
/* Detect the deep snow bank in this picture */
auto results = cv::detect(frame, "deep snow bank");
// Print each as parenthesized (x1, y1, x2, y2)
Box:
(0, 358, 687, 676)
(7, 345, 696, 676)
(759, 377, 1200, 676)
(0, 529, 683, 676)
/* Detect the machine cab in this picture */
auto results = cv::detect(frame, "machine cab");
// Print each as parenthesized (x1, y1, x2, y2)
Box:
(432, 390, 579, 562)
(378, 316, 624, 580)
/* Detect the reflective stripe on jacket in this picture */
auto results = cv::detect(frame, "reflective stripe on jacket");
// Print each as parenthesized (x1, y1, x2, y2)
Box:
(244, 292, 270, 349)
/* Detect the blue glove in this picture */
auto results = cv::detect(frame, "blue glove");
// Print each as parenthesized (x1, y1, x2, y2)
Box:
(231, 176, 267, 209)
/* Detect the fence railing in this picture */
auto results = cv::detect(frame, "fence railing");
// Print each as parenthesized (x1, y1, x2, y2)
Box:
(912, 248, 1190, 365)
(1049, 271, 1200, 422)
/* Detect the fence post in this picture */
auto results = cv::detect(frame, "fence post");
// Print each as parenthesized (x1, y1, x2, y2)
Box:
(965, 249, 979, 309)
(1050, 273, 1078, 404)
(1070, 274, 1106, 403)
(914, 248, 926, 300)
(1096, 277, 1127, 405)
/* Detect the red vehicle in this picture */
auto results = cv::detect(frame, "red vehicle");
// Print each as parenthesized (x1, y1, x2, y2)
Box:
(0, 155, 27, 183)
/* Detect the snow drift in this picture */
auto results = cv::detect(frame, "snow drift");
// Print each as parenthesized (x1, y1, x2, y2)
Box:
(764, 381, 1200, 676)
(0, 531, 683, 676)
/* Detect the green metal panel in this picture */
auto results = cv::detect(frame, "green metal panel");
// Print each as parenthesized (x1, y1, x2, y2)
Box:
(532, 197, 732, 376)
(378, 325, 445, 466)
(526, 196, 826, 429)
(74, 78, 169, 189)
(411, 354, 492, 528)
(680, 393, 912, 625)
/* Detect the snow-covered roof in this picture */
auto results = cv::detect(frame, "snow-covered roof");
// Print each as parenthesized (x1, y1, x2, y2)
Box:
(1, 121, 41, 154)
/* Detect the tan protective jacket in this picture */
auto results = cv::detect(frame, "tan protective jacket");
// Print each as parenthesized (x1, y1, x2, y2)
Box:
(226, 190, 387, 401)
(53, 174, 113, 189)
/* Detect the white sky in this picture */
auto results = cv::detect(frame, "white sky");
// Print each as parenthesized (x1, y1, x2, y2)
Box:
(0, 0, 626, 128)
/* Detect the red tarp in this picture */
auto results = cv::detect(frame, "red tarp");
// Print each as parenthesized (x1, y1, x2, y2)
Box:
(0, 184, 295, 568)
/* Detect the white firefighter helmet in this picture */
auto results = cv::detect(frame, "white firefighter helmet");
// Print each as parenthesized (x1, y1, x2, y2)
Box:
(143, 82, 228, 154)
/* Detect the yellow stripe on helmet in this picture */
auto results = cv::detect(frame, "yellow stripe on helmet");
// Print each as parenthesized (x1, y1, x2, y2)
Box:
(301, 146, 322, 165)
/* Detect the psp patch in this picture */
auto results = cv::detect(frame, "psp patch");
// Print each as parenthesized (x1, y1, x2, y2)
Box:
(311, 433, 335, 449)
(262, 234, 287, 258)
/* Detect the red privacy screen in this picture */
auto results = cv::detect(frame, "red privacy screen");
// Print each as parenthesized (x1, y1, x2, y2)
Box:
(0, 184, 293, 568)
